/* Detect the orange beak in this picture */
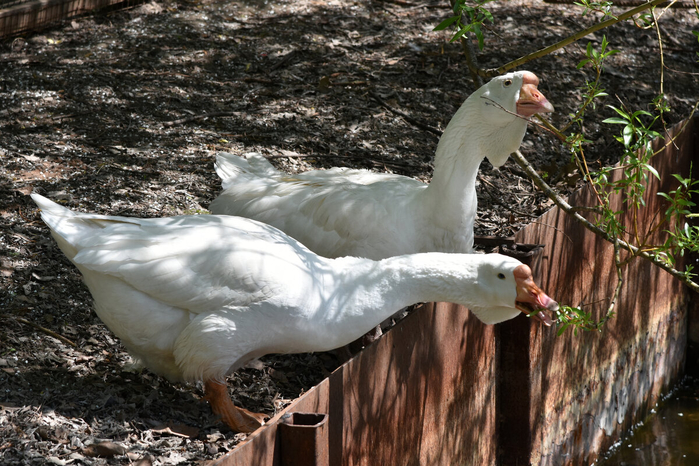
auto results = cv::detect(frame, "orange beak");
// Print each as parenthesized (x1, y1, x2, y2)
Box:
(512, 264, 558, 326)
(516, 72, 554, 117)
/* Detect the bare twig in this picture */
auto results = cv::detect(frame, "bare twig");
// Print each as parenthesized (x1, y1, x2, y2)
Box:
(480, 0, 670, 77)
(529, 221, 576, 244)
(569, 205, 604, 214)
(163, 111, 241, 127)
(606, 241, 624, 318)
(459, 34, 484, 88)
(368, 91, 442, 136)
(5, 315, 78, 348)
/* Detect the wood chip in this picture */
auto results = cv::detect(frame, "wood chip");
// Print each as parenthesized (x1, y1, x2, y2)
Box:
(82, 441, 127, 458)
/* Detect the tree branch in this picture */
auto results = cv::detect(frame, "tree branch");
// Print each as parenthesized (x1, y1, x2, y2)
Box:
(510, 150, 699, 293)
(480, 0, 670, 77)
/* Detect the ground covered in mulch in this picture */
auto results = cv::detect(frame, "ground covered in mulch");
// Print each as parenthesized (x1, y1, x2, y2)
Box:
(0, 0, 697, 463)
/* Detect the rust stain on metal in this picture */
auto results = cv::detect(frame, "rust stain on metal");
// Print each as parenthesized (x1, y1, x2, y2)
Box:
(336, 302, 497, 466)
(515, 117, 697, 465)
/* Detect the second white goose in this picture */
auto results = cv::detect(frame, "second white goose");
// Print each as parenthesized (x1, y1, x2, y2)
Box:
(210, 71, 554, 259)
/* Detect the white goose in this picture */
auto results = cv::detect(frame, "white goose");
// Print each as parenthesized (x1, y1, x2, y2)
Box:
(210, 71, 553, 259)
(32, 193, 559, 433)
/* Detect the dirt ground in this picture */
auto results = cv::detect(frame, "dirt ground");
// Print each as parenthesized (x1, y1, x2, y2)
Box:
(0, 0, 697, 463)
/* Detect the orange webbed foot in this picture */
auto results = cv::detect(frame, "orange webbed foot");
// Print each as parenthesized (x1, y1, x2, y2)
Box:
(204, 380, 267, 433)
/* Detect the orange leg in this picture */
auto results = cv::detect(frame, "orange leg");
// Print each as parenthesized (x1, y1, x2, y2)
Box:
(204, 380, 267, 433)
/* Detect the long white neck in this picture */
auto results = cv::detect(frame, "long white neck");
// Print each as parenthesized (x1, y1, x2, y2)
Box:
(316, 254, 484, 347)
(419, 94, 529, 230)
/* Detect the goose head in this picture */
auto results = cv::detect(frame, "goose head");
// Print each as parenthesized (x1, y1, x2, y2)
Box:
(473, 70, 554, 168)
(463, 254, 558, 326)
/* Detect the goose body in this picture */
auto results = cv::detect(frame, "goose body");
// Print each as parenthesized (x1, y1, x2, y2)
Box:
(210, 71, 553, 259)
(32, 193, 558, 432)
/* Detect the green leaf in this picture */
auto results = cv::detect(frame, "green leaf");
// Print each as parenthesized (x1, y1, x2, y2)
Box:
(577, 58, 591, 69)
(450, 24, 472, 42)
(602, 117, 629, 125)
(646, 164, 660, 180)
(608, 105, 630, 119)
(586, 41, 594, 56)
(631, 109, 653, 119)
(433, 16, 459, 31)
(622, 125, 633, 146)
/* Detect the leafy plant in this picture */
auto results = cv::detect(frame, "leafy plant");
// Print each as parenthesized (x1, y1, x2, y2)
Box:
(433, 0, 494, 50)
(554, 305, 614, 336)
(574, 0, 616, 19)
(657, 172, 699, 279)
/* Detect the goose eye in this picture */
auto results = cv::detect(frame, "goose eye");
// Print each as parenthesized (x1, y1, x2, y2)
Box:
(503, 79, 513, 87)
(497, 273, 506, 280)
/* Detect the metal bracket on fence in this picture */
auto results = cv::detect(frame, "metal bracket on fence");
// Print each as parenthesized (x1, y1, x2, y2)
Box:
(498, 242, 545, 263)
(279, 412, 329, 466)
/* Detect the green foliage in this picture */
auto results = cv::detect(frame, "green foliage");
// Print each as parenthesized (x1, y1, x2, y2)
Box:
(657, 171, 699, 280)
(576, 35, 619, 70)
(601, 105, 661, 203)
(561, 39, 698, 335)
(574, 0, 616, 18)
(554, 305, 613, 336)
(633, 11, 655, 28)
(433, 0, 494, 50)
(565, 36, 617, 139)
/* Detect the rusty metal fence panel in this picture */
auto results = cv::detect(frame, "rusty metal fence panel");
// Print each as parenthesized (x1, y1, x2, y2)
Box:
(516, 116, 697, 465)
(0, 0, 143, 39)
(211, 117, 697, 466)
(212, 302, 498, 466)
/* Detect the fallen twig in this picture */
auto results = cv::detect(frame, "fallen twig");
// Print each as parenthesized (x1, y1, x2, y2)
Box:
(263, 152, 426, 171)
(377, 0, 444, 8)
(269, 50, 297, 72)
(330, 81, 369, 87)
(4, 315, 78, 347)
(369, 91, 442, 136)
(163, 111, 241, 127)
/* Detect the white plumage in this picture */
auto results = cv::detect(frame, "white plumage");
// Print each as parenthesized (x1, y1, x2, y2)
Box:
(210, 71, 553, 259)
(32, 193, 558, 433)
